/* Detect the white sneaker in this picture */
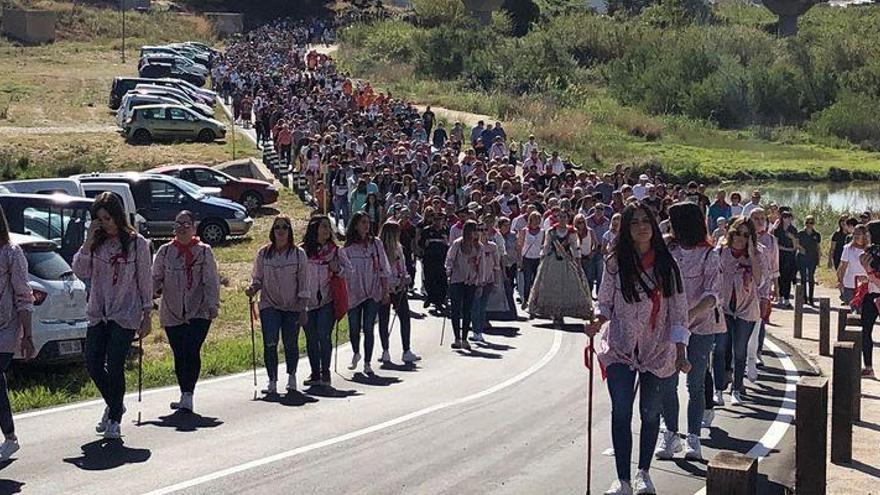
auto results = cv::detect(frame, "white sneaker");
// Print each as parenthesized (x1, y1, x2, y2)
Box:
(714, 390, 725, 406)
(402, 350, 422, 363)
(684, 433, 703, 461)
(103, 421, 121, 440)
(654, 429, 682, 460)
(262, 381, 277, 395)
(0, 439, 19, 461)
(363, 362, 374, 376)
(731, 390, 744, 405)
(170, 392, 194, 412)
(702, 409, 715, 429)
(286, 373, 297, 392)
(604, 479, 633, 495)
(746, 360, 758, 382)
(633, 469, 656, 495)
(348, 352, 361, 370)
(379, 350, 391, 363)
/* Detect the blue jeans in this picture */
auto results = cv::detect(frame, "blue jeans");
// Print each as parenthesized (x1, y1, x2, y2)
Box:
(586, 253, 604, 294)
(260, 308, 300, 382)
(607, 364, 662, 482)
(471, 285, 491, 333)
(348, 299, 379, 363)
(521, 258, 539, 304)
(304, 303, 335, 375)
(333, 194, 350, 230)
(659, 334, 715, 436)
(714, 315, 754, 392)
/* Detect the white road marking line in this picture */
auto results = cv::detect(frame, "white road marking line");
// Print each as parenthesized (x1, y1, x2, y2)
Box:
(142, 330, 563, 495)
(691, 338, 798, 495)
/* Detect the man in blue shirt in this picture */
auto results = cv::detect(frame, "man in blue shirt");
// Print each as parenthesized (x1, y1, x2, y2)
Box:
(707, 189, 732, 231)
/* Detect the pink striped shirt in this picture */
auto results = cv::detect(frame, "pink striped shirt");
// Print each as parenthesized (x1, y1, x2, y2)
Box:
(306, 244, 351, 310)
(717, 245, 765, 322)
(669, 244, 724, 335)
(0, 244, 34, 353)
(445, 238, 482, 285)
(250, 245, 311, 312)
(152, 241, 220, 327)
(341, 238, 391, 308)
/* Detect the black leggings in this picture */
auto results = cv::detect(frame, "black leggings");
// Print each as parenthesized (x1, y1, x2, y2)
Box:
(449, 283, 476, 341)
(165, 319, 211, 394)
(861, 293, 878, 369)
(378, 291, 412, 352)
(778, 251, 797, 300)
(85, 321, 136, 423)
(0, 353, 14, 436)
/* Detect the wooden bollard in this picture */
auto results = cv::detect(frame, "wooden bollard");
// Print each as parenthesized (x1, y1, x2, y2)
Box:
(831, 342, 855, 464)
(837, 308, 849, 341)
(706, 451, 757, 494)
(839, 329, 863, 422)
(819, 298, 831, 356)
(794, 284, 805, 338)
(796, 377, 828, 495)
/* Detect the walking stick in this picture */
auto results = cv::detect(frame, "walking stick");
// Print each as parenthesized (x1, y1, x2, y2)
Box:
(333, 319, 340, 375)
(440, 294, 448, 347)
(248, 296, 258, 400)
(137, 335, 143, 426)
(586, 333, 595, 495)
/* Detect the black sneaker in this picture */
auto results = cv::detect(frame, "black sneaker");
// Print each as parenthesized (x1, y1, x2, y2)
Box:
(303, 373, 321, 387)
(321, 370, 331, 386)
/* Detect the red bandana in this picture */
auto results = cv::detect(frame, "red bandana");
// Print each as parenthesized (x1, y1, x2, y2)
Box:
(172, 237, 200, 290)
(641, 250, 662, 332)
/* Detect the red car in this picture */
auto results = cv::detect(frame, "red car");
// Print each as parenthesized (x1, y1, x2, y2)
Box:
(148, 164, 278, 211)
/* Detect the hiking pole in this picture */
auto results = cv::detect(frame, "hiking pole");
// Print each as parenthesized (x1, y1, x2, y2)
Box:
(333, 320, 340, 376)
(586, 333, 594, 495)
(137, 335, 143, 426)
(248, 296, 258, 400)
(440, 294, 448, 347)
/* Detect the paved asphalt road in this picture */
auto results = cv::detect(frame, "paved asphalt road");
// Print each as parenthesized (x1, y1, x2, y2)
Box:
(2, 299, 802, 495)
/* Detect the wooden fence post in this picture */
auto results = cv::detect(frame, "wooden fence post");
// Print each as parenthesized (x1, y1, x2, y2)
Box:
(819, 298, 831, 357)
(839, 329, 863, 421)
(796, 377, 828, 495)
(707, 451, 757, 495)
(794, 284, 805, 338)
(837, 308, 848, 341)
(831, 342, 855, 464)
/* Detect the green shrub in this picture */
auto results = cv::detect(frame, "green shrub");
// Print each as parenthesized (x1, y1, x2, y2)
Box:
(411, 0, 471, 28)
(811, 92, 880, 145)
(363, 20, 418, 63)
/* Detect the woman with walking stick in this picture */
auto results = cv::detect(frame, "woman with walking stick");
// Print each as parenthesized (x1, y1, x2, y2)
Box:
(302, 215, 350, 386)
(655, 202, 721, 462)
(342, 211, 391, 376)
(584, 203, 690, 495)
(245, 215, 310, 395)
(446, 220, 482, 351)
(73, 193, 152, 439)
(0, 205, 35, 459)
(152, 211, 220, 413)
(377, 221, 421, 364)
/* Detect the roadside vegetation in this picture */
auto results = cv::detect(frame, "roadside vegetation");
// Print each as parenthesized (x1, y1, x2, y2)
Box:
(336, 0, 880, 182)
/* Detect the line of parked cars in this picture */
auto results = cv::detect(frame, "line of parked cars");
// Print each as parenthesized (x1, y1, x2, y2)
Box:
(0, 169, 260, 365)
(110, 42, 228, 145)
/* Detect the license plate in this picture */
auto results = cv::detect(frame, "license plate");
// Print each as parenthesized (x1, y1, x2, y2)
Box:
(58, 340, 83, 356)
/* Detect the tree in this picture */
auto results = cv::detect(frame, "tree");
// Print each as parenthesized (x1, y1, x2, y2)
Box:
(501, 0, 540, 36)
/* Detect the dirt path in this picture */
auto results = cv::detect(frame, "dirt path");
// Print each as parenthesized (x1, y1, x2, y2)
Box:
(0, 124, 117, 135)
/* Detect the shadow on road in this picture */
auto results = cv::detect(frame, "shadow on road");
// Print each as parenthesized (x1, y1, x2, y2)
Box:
(0, 480, 23, 494)
(474, 341, 516, 352)
(482, 326, 520, 338)
(456, 349, 502, 360)
(258, 391, 320, 407)
(140, 411, 224, 432)
(63, 439, 151, 471)
(532, 322, 588, 334)
(351, 373, 402, 387)
(380, 362, 419, 372)
(304, 385, 360, 399)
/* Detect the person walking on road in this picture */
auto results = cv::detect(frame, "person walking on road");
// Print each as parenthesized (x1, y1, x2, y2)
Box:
(377, 221, 421, 364)
(446, 220, 482, 351)
(470, 216, 503, 342)
(656, 202, 721, 462)
(516, 212, 544, 311)
(796, 215, 821, 305)
(152, 211, 220, 413)
(342, 211, 391, 376)
(857, 220, 880, 378)
(302, 215, 350, 387)
(0, 206, 35, 459)
(245, 215, 311, 395)
(72, 193, 153, 439)
(715, 217, 764, 407)
(585, 203, 690, 495)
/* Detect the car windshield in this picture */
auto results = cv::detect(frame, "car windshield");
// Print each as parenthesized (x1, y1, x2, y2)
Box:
(23, 247, 74, 281)
(169, 178, 204, 199)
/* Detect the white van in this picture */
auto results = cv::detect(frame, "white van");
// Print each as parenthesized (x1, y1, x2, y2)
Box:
(80, 182, 149, 236)
(0, 179, 84, 197)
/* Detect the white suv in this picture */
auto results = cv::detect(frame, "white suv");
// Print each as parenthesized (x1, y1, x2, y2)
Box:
(11, 233, 88, 364)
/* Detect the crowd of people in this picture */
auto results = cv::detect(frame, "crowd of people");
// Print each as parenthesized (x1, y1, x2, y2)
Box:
(0, 16, 878, 495)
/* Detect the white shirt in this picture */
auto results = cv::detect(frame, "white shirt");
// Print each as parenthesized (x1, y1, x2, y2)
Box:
(841, 243, 867, 289)
(632, 183, 649, 200)
(602, 230, 617, 253)
(742, 201, 760, 217)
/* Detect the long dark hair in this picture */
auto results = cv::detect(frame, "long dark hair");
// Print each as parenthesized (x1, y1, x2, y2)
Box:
(668, 202, 709, 249)
(0, 205, 9, 247)
(461, 220, 479, 254)
(264, 214, 294, 259)
(345, 211, 372, 246)
(725, 216, 758, 250)
(614, 203, 682, 304)
(91, 192, 135, 256)
(302, 214, 335, 257)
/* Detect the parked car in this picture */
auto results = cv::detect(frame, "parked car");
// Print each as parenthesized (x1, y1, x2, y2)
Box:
(138, 54, 208, 77)
(116, 93, 182, 128)
(131, 84, 214, 116)
(139, 64, 205, 88)
(0, 178, 84, 197)
(74, 172, 252, 244)
(10, 233, 89, 364)
(109, 77, 214, 109)
(140, 45, 210, 68)
(147, 164, 279, 211)
(123, 104, 226, 145)
(80, 182, 149, 237)
(0, 193, 92, 263)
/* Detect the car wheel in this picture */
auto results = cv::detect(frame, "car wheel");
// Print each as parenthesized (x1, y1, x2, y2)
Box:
(132, 129, 151, 145)
(241, 191, 262, 212)
(198, 220, 227, 245)
(198, 128, 215, 143)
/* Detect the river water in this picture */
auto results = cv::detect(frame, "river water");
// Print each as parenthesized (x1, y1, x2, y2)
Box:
(723, 181, 880, 215)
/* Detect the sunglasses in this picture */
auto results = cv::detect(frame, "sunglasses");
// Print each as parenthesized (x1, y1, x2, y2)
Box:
(174, 221, 193, 229)
(273, 224, 291, 231)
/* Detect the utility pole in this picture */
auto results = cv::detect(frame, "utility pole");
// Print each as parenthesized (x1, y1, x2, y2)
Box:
(120, 0, 126, 63)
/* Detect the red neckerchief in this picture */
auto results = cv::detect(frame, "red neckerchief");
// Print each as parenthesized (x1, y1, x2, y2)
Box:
(172, 237, 200, 290)
(640, 249, 661, 332)
(527, 226, 541, 236)
(110, 251, 127, 286)
(729, 246, 753, 310)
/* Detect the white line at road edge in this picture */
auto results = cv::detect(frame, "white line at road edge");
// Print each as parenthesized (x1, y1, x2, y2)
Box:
(691, 338, 798, 495)
(142, 330, 564, 495)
